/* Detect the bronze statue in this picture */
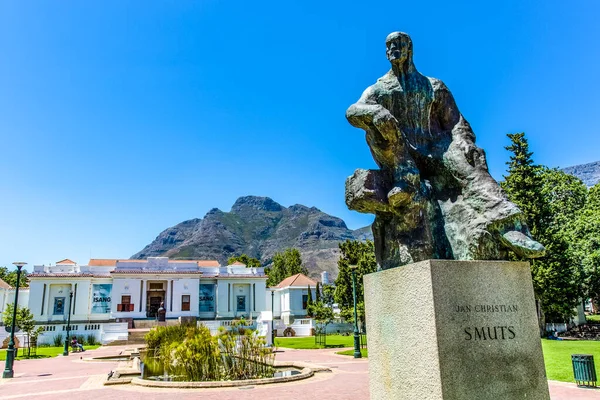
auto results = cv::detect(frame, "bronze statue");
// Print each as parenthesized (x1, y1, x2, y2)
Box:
(345, 32, 545, 270)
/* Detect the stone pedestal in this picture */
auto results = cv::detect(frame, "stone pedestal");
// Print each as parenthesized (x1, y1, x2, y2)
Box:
(363, 260, 550, 400)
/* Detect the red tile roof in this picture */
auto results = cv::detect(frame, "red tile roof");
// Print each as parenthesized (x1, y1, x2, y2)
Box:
(230, 261, 246, 266)
(276, 273, 318, 288)
(197, 260, 220, 267)
(56, 259, 77, 265)
(0, 278, 12, 289)
(88, 259, 119, 266)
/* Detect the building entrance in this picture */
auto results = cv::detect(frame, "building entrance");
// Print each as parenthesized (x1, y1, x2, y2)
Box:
(146, 289, 165, 318)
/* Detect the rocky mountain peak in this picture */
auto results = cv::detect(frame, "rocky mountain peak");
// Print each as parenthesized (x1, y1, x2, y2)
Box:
(131, 196, 373, 280)
(231, 196, 284, 213)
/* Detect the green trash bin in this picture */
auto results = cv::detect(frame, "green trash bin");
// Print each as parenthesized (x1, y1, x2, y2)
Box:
(572, 354, 597, 387)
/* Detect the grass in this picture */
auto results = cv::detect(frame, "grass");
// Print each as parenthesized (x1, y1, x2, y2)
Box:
(0, 345, 101, 361)
(278, 335, 600, 384)
(338, 348, 368, 357)
(585, 314, 600, 323)
(275, 335, 356, 349)
(541, 339, 600, 383)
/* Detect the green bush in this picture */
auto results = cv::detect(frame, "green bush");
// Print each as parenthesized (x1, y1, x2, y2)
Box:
(52, 334, 63, 347)
(86, 334, 97, 346)
(144, 321, 274, 381)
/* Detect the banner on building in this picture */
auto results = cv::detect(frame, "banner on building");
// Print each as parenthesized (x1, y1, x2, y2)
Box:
(199, 284, 215, 312)
(91, 284, 112, 314)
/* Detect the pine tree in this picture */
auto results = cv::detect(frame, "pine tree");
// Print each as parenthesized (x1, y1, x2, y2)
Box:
(334, 240, 377, 324)
(501, 132, 546, 237)
(306, 285, 313, 316)
(502, 132, 585, 324)
(315, 281, 321, 303)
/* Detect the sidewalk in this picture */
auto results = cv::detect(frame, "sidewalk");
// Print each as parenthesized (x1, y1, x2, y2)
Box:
(0, 346, 598, 399)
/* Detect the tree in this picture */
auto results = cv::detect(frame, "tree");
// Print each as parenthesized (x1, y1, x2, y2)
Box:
(321, 284, 335, 307)
(227, 254, 261, 268)
(265, 248, 308, 287)
(2, 304, 42, 355)
(315, 282, 321, 303)
(501, 132, 546, 238)
(572, 183, 600, 312)
(0, 266, 29, 288)
(333, 240, 377, 326)
(502, 132, 586, 324)
(306, 285, 313, 316)
(308, 301, 334, 325)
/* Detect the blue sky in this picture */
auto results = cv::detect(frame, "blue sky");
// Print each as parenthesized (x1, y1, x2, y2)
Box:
(1, 1, 599, 269)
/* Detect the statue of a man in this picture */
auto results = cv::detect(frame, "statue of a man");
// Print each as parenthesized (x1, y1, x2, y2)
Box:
(345, 32, 545, 270)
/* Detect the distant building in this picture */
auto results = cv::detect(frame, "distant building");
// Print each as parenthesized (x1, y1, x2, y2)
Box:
(267, 273, 317, 336)
(321, 271, 330, 285)
(21, 257, 267, 344)
(0, 278, 29, 317)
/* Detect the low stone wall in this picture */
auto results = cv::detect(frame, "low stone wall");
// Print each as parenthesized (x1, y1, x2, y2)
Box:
(130, 363, 316, 388)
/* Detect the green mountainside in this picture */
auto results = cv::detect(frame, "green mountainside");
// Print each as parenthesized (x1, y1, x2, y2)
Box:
(131, 196, 373, 280)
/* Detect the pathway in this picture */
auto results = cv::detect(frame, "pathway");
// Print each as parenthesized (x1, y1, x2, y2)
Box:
(0, 346, 598, 399)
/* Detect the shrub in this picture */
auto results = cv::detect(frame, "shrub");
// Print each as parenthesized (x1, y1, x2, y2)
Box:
(53, 334, 63, 347)
(86, 334, 98, 346)
(76, 335, 86, 346)
(144, 321, 274, 381)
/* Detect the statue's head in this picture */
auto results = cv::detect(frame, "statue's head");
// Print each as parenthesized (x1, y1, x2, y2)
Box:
(386, 32, 412, 67)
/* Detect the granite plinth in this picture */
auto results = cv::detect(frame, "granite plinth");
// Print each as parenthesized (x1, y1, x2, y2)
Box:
(363, 260, 550, 400)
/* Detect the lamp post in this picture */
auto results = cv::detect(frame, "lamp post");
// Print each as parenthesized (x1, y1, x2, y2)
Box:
(271, 290, 275, 346)
(62, 291, 74, 356)
(349, 264, 362, 359)
(3, 261, 26, 379)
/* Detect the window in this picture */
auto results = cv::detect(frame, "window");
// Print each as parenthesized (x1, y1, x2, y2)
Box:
(302, 295, 308, 310)
(181, 295, 190, 311)
(237, 296, 246, 312)
(117, 295, 134, 312)
(53, 297, 65, 315)
(149, 283, 163, 290)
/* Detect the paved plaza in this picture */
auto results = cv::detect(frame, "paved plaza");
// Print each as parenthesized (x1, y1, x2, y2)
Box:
(1, 345, 599, 399)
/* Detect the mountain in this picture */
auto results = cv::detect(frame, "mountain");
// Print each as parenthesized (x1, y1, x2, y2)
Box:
(131, 196, 373, 280)
(562, 161, 600, 187)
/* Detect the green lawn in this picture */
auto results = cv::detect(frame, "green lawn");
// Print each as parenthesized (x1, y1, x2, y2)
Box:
(0, 345, 101, 361)
(277, 335, 600, 383)
(275, 335, 355, 349)
(541, 339, 600, 382)
(585, 314, 600, 323)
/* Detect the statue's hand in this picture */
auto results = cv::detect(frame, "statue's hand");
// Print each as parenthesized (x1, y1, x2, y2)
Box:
(347, 103, 401, 143)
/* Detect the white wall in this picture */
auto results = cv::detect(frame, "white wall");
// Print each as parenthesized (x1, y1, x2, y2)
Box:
(112, 277, 145, 319)
(169, 278, 199, 316)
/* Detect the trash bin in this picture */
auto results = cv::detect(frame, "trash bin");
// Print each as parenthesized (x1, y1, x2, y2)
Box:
(572, 354, 597, 387)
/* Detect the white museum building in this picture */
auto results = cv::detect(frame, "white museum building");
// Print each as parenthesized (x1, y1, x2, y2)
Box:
(0, 257, 322, 345)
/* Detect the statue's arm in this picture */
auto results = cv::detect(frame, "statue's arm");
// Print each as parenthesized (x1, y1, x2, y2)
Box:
(346, 86, 399, 143)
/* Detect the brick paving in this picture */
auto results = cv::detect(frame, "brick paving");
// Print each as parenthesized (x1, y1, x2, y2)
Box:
(0, 345, 599, 399)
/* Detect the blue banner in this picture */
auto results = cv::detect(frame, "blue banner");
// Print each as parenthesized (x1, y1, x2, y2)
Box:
(91, 284, 112, 314)
(199, 284, 215, 312)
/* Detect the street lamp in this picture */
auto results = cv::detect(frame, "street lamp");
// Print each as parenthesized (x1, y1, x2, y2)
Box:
(62, 291, 74, 356)
(271, 290, 275, 346)
(3, 261, 26, 379)
(349, 264, 362, 359)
